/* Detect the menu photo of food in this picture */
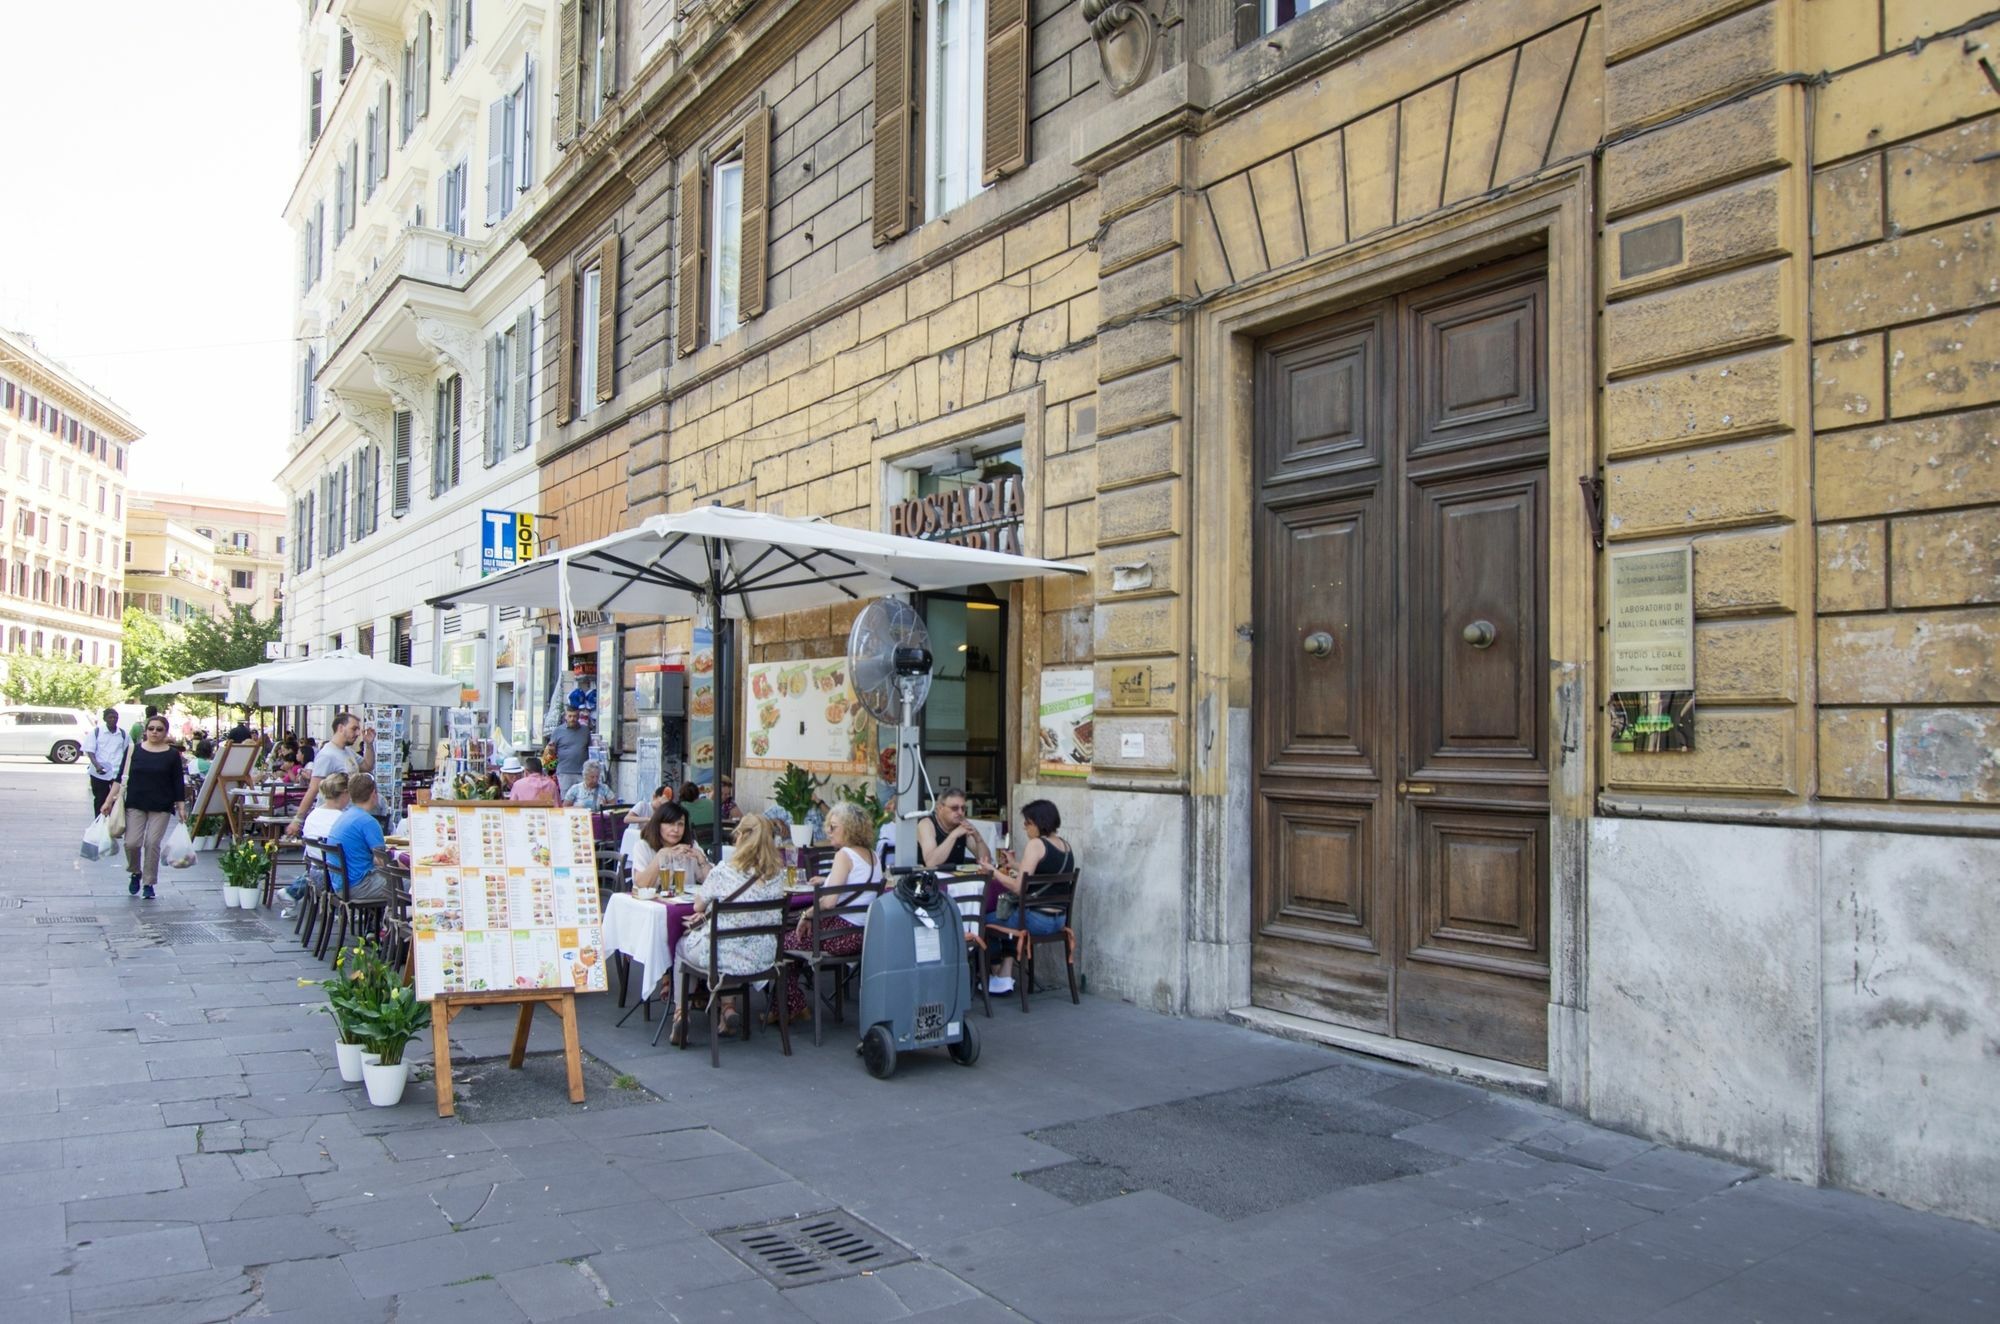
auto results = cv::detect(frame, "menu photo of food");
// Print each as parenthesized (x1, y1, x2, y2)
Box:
(745, 657, 871, 774)
(1038, 666, 1094, 778)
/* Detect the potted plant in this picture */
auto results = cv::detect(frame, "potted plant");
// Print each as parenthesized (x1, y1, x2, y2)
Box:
(350, 983, 432, 1106)
(835, 782, 894, 836)
(189, 814, 226, 851)
(302, 938, 398, 1083)
(772, 762, 821, 847)
(217, 836, 270, 909)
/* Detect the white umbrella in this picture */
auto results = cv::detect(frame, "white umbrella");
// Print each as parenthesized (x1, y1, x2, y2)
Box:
(435, 505, 1082, 622)
(224, 649, 465, 707)
(147, 669, 236, 697)
(431, 504, 1085, 850)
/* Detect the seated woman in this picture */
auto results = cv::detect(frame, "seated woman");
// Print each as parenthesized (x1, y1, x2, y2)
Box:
(779, 802, 883, 1022)
(984, 799, 1076, 996)
(632, 801, 712, 894)
(625, 783, 672, 826)
(670, 811, 786, 1044)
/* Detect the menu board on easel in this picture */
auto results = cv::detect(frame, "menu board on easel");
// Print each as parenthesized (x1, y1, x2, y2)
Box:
(407, 803, 609, 1001)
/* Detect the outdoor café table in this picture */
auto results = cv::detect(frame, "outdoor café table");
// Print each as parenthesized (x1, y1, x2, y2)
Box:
(602, 889, 816, 1034)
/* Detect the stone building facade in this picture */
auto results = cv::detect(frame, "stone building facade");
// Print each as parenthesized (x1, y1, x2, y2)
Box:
(128, 495, 289, 622)
(520, 0, 1998, 1223)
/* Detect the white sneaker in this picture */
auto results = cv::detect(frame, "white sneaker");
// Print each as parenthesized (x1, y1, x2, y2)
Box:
(988, 976, 1015, 994)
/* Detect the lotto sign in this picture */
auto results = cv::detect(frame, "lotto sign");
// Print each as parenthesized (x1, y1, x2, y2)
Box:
(481, 509, 537, 576)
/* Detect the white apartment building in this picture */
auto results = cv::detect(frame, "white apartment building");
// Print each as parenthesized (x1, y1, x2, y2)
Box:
(278, 0, 557, 743)
(0, 327, 139, 676)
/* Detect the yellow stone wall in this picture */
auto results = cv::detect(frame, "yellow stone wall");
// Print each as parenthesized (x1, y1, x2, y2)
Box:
(1806, 2, 2000, 805)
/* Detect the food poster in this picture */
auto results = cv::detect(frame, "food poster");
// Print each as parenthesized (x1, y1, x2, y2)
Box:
(409, 804, 608, 1000)
(1039, 667, 1094, 777)
(745, 657, 875, 775)
(688, 626, 716, 790)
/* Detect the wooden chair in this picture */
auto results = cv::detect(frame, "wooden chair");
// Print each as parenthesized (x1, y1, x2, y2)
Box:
(947, 879, 993, 1019)
(263, 837, 307, 910)
(788, 879, 883, 1046)
(984, 870, 1081, 1012)
(301, 838, 344, 959)
(671, 894, 794, 1067)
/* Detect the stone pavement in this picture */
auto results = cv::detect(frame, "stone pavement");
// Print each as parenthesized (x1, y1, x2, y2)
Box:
(2, 761, 1994, 1323)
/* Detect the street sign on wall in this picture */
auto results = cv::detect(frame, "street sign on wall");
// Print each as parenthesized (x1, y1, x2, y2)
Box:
(481, 509, 537, 576)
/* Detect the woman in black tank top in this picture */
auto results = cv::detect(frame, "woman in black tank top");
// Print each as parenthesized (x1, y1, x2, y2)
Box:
(985, 799, 1075, 995)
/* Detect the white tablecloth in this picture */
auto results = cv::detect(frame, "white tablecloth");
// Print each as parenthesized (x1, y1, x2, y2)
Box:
(601, 892, 673, 998)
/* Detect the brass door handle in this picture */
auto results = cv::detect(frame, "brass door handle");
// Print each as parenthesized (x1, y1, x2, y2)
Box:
(1396, 781, 1437, 795)
(1303, 631, 1335, 658)
(1461, 620, 1497, 649)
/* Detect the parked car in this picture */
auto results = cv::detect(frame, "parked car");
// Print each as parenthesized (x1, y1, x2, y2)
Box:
(0, 706, 96, 763)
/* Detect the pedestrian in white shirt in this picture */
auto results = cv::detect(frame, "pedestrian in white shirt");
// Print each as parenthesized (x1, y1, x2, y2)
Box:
(83, 708, 131, 818)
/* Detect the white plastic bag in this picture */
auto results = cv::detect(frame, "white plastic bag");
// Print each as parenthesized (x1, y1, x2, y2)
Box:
(162, 820, 197, 870)
(81, 815, 115, 861)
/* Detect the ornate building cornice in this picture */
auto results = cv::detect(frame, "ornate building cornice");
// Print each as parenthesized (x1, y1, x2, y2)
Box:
(327, 386, 395, 450)
(366, 352, 434, 440)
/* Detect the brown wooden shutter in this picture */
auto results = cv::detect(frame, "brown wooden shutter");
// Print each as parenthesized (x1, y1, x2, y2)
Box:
(676, 162, 704, 356)
(739, 108, 770, 321)
(554, 270, 575, 421)
(983, 0, 1029, 182)
(555, 0, 579, 147)
(871, 0, 916, 245)
(594, 230, 619, 403)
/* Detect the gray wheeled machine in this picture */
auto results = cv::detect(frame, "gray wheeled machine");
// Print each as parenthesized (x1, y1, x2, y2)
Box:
(854, 870, 980, 1078)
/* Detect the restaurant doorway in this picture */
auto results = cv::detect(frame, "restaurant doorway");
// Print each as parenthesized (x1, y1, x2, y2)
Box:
(915, 587, 1008, 819)
(1249, 257, 1552, 1069)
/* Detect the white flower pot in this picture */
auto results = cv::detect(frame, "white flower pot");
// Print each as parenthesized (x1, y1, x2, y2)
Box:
(228, 886, 259, 909)
(194, 834, 220, 852)
(789, 822, 811, 848)
(362, 1060, 409, 1106)
(334, 1040, 367, 1082)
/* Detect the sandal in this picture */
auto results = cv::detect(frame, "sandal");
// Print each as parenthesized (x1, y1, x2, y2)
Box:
(718, 1006, 743, 1037)
(668, 1007, 689, 1048)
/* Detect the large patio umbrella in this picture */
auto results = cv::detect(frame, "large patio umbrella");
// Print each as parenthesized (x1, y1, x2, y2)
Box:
(147, 669, 237, 697)
(224, 649, 466, 707)
(430, 505, 1085, 852)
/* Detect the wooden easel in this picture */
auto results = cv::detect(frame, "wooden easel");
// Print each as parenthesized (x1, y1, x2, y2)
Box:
(430, 988, 585, 1118)
(188, 740, 260, 836)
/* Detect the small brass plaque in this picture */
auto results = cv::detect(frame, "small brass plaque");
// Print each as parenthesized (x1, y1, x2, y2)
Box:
(1110, 665, 1151, 709)
(1619, 216, 1684, 280)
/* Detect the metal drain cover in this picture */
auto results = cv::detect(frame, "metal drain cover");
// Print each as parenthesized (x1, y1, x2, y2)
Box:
(713, 1210, 912, 1287)
(36, 915, 100, 925)
(140, 920, 273, 945)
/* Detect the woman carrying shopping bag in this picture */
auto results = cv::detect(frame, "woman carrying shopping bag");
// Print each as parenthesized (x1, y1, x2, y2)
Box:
(122, 715, 188, 900)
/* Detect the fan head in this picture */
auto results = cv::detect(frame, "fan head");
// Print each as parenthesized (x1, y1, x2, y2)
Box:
(848, 598, 932, 724)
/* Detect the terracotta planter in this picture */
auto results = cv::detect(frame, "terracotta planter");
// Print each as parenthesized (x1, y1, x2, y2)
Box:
(362, 1059, 408, 1106)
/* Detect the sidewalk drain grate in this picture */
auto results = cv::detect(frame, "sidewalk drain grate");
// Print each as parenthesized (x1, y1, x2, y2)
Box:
(36, 915, 101, 925)
(712, 1210, 912, 1288)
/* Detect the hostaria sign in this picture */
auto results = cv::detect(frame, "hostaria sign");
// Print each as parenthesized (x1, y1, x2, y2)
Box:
(888, 474, 1025, 553)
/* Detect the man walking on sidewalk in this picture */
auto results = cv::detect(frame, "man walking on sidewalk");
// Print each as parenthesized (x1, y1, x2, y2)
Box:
(83, 708, 130, 817)
(543, 706, 591, 799)
(288, 711, 368, 833)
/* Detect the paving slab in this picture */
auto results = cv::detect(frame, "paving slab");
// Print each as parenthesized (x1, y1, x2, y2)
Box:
(0, 761, 1993, 1323)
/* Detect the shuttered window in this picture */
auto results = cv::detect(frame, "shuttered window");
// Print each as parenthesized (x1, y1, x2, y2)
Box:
(577, 267, 600, 412)
(401, 42, 416, 141)
(554, 274, 574, 422)
(512, 306, 535, 449)
(365, 106, 380, 200)
(415, 13, 432, 118)
(679, 107, 768, 355)
(874, 0, 1026, 242)
(485, 333, 508, 466)
(308, 71, 323, 143)
(432, 374, 463, 496)
(871, 0, 918, 244)
(390, 409, 413, 516)
(982, 0, 1029, 182)
(924, 0, 984, 219)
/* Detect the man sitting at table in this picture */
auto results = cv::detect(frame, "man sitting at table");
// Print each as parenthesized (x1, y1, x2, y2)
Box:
(326, 774, 392, 905)
(281, 772, 351, 915)
(916, 789, 992, 870)
(563, 762, 615, 811)
(679, 781, 716, 830)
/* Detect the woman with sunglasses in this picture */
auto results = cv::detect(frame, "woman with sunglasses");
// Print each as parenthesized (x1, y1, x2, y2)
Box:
(122, 716, 189, 899)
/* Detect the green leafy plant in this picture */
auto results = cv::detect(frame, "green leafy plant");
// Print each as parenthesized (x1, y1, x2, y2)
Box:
(346, 984, 432, 1067)
(189, 814, 226, 840)
(771, 762, 821, 822)
(218, 836, 272, 889)
(2, 653, 120, 710)
(834, 782, 893, 833)
(299, 937, 399, 1045)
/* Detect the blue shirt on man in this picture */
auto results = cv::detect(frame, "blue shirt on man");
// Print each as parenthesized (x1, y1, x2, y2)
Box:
(327, 806, 385, 892)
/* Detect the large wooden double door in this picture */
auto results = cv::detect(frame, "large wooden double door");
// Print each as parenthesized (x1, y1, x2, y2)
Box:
(1251, 260, 1551, 1069)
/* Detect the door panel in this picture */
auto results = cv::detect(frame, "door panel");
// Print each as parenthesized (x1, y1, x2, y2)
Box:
(1253, 259, 1551, 1069)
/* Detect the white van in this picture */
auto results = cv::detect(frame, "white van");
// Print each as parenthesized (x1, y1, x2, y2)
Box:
(0, 706, 95, 763)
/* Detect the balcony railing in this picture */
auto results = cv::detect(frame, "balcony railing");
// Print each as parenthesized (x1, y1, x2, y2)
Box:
(330, 224, 486, 352)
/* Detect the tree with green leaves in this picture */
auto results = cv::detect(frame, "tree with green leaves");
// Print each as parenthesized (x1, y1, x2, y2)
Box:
(175, 604, 282, 678)
(120, 606, 185, 703)
(3, 654, 120, 711)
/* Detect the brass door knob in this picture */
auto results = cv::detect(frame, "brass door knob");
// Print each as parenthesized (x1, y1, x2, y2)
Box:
(1461, 620, 1497, 649)
(1302, 631, 1335, 658)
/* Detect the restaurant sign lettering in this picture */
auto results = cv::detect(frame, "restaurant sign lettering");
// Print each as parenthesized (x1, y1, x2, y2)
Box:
(889, 474, 1025, 553)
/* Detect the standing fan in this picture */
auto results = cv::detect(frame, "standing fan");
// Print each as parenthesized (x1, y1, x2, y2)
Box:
(847, 598, 935, 869)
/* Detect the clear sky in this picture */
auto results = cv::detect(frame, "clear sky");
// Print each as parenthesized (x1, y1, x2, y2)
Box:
(0, 3, 298, 507)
